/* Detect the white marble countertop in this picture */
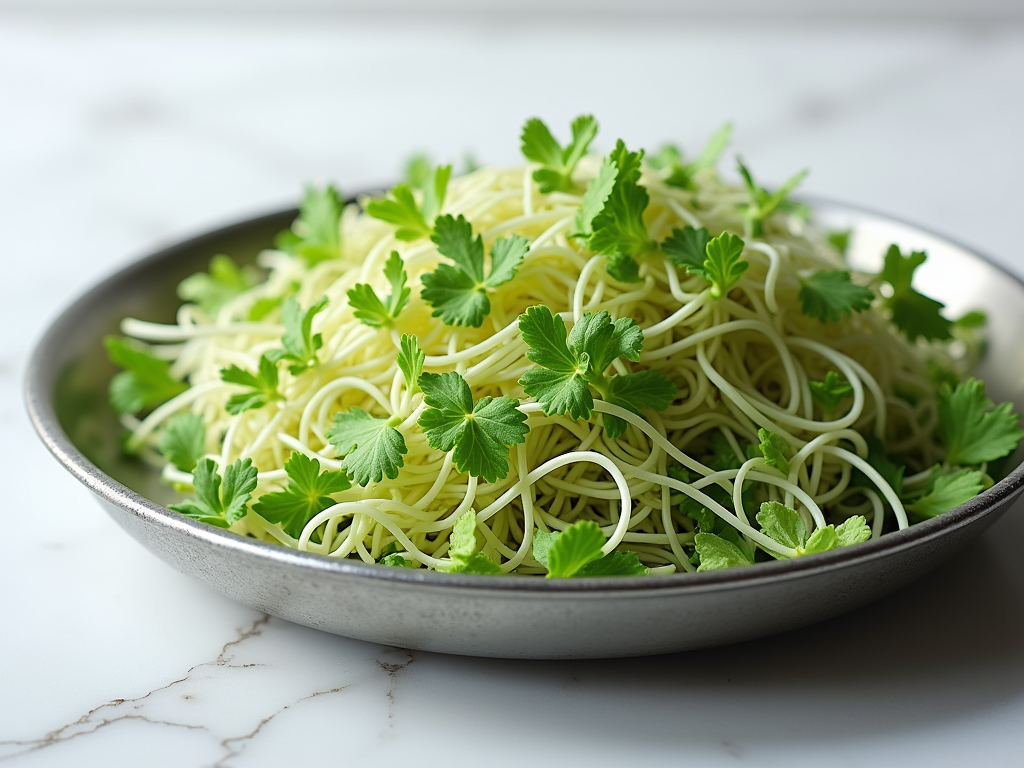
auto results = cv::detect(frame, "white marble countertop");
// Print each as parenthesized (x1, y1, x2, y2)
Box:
(4, 13, 1024, 767)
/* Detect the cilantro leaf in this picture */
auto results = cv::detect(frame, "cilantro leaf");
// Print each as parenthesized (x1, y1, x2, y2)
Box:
(158, 413, 205, 472)
(757, 429, 790, 475)
(572, 156, 617, 239)
(177, 254, 259, 315)
(736, 157, 808, 237)
(878, 245, 952, 342)
(518, 306, 594, 421)
(650, 123, 732, 189)
(380, 553, 415, 568)
(802, 526, 839, 555)
(603, 370, 678, 438)
(908, 469, 986, 518)
(798, 270, 874, 323)
(168, 458, 257, 528)
(954, 310, 987, 330)
(421, 214, 529, 327)
(418, 371, 529, 482)
(578, 551, 647, 576)
(440, 511, 501, 574)
(756, 501, 805, 552)
(366, 164, 452, 242)
(835, 515, 872, 546)
(397, 334, 424, 392)
(694, 531, 754, 571)
(938, 378, 1023, 465)
(404, 153, 432, 189)
(275, 185, 343, 264)
(702, 232, 748, 298)
(347, 251, 410, 328)
(809, 371, 853, 411)
(267, 296, 328, 374)
(662, 225, 711, 276)
(520, 115, 598, 193)
(251, 452, 350, 538)
(827, 229, 852, 257)
(105, 336, 188, 416)
(533, 520, 646, 578)
(220, 353, 282, 415)
(327, 408, 408, 486)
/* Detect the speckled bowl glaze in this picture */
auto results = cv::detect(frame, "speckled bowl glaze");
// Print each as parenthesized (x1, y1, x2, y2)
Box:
(25, 199, 1024, 659)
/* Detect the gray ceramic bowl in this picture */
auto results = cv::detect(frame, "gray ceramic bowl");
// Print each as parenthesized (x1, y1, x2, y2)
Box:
(25, 199, 1024, 659)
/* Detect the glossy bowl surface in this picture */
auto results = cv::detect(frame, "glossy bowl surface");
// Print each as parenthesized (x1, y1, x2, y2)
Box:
(25, 199, 1024, 659)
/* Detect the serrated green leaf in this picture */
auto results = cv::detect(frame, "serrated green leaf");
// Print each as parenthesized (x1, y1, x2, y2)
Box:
(586, 140, 654, 264)
(756, 501, 805, 553)
(327, 408, 407, 486)
(158, 413, 205, 472)
(268, 296, 328, 374)
(221, 353, 282, 415)
(520, 115, 598, 193)
(809, 371, 854, 411)
(177, 254, 259, 314)
(275, 185, 343, 264)
(544, 520, 605, 578)
(572, 156, 617, 239)
(703, 232, 748, 298)
(662, 225, 711, 278)
(251, 452, 350, 537)
(105, 336, 188, 416)
(347, 251, 410, 329)
(169, 458, 257, 527)
(397, 334, 424, 392)
(835, 515, 872, 546)
(758, 428, 790, 475)
(938, 378, 1023, 466)
(694, 532, 754, 571)
(909, 468, 986, 517)
(799, 270, 874, 323)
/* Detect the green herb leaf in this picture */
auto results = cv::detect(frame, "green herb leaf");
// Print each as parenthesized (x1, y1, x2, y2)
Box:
(938, 378, 1023, 466)
(158, 413, 205, 472)
(366, 164, 451, 242)
(798, 270, 874, 323)
(275, 185, 343, 264)
(572, 156, 617, 239)
(809, 371, 854, 411)
(757, 429, 790, 475)
(954, 310, 987, 330)
(327, 408, 408, 486)
(802, 526, 839, 555)
(251, 452, 350, 538)
(268, 296, 328, 374)
(736, 157, 808, 237)
(418, 371, 529, 482)
(220, 353, 282, 415)
(441, 511, 501, 574)
(381, 553, 415, 568)
(169, 458, 257, 528)
(540, 520, 604, 577)
(520, 115, 598, 193)
(650, 123, 732, 189)
(864, 436, 905, 497)
(756, 500, 805, 552)
(346, 251, 410, 329)
(908, 469, 986, 518)
(106, 336, 189, 416)
(177, 254, 259, 315)
(397, 334, 424, 392)
(827, 229, 852, 256)
(662, 225, 711, 277)
(878, 245, 952, 342)
(702, 232, 748, 298)
(835, 515, 872, 546)
(694, 531, 754, 571)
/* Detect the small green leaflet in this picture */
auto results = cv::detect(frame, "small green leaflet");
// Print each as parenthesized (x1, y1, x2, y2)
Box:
(756, 501, 871, 559)
(662, 227, 748, 298)
(798, 270, 874, 323)
(809, 371, 853, 411)
(105, 336, 188, 416)
(736, 157, 808, 237)
(440, 511, 501, 574)
(275, 185, 343, 264)
(827, 229, 852, 257)
(938, 377, 1023, 466)
(267, 296, 328, 374)
(404, 153, 433, 188)
(380, 553, 415, 568)
(835, 516, 873, 547)
(877, 245, 952, 342)
(177, 254, 259, 315)
(220, 354, 283, 415)
(169, 458, 257, 529)
(327, 408, 407, 486)
(694, 531, 754, 571)
(420, 214, 529, 327)
(954, 310, 987, 330)
(158, 413, 205, 472)
(396, 334, 424, 391)
(533, 520, 647, 578)
(648, 122, 732, 189)
(518, 305, 676, 437)
(586, 140, 655, 283)
(251, 452, 350, 538)
(418, 371, 529, 482)
(365, 164, 452, 241)
(908, 468, 986, 518)
(757, 428, 790, 475)
(520, 114, 599, 193)
(346, 251, 410, 329)
(572, 156, 617, 239)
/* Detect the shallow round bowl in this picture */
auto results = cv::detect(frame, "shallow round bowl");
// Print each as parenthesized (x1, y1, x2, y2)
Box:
(25, 199, 1024, 659)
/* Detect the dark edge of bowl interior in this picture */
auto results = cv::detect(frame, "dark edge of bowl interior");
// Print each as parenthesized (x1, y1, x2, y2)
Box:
(23, 195, 1024, 598)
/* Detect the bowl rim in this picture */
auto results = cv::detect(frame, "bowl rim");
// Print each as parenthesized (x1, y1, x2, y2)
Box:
(24, 195, 1024, 596)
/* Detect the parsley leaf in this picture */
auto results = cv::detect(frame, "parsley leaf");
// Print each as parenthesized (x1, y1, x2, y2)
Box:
(757, 428, 790, 475)
(365, 164, 452, 241)
(520, 115, 599, 193)
(518, 305, 676, 435)
(938, 378, 1023, 465)
(878, 245, 952, 342)
(105, 336, 188, 416)
(397, 333, 424, 392)
(267, 296, 328, 374)
(220, 353, 283, 415)
(418, 371, 529, 482)
(649, 122, 732, 189)
(736, 157, 808, 237)
(586, 140, 654, 283)
(327, 408, 408, 486)
(381, 553, 415, 568)
(798, 270, 874, 323)
(756, 501, 871, 559)
(346, 251, 410, 328)
(702, 232, 748, 298)
(158, 412, 205, 472)
(827, 229, 852, 257)
(275, 185, 343, 264)
(835, 515, 872, 547)
(908, 468, 986, 518)
(662, 225, 711, 276)
(251, 452, 350, 538)
(694, 531, 754, 571)
(169, 458, 257, 528)
(420, 214, 529, 327)
(572, 156, 617, 239)
(440, 511, 501, 574)
(809, 371, 854, 412)
(177, 254, 259, 315)
(533, 520, 646, 578)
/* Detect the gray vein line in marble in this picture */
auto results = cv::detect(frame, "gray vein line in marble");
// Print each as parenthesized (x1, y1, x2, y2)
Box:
(376, 651, 415, 726)
(0, 615, 271, 763)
